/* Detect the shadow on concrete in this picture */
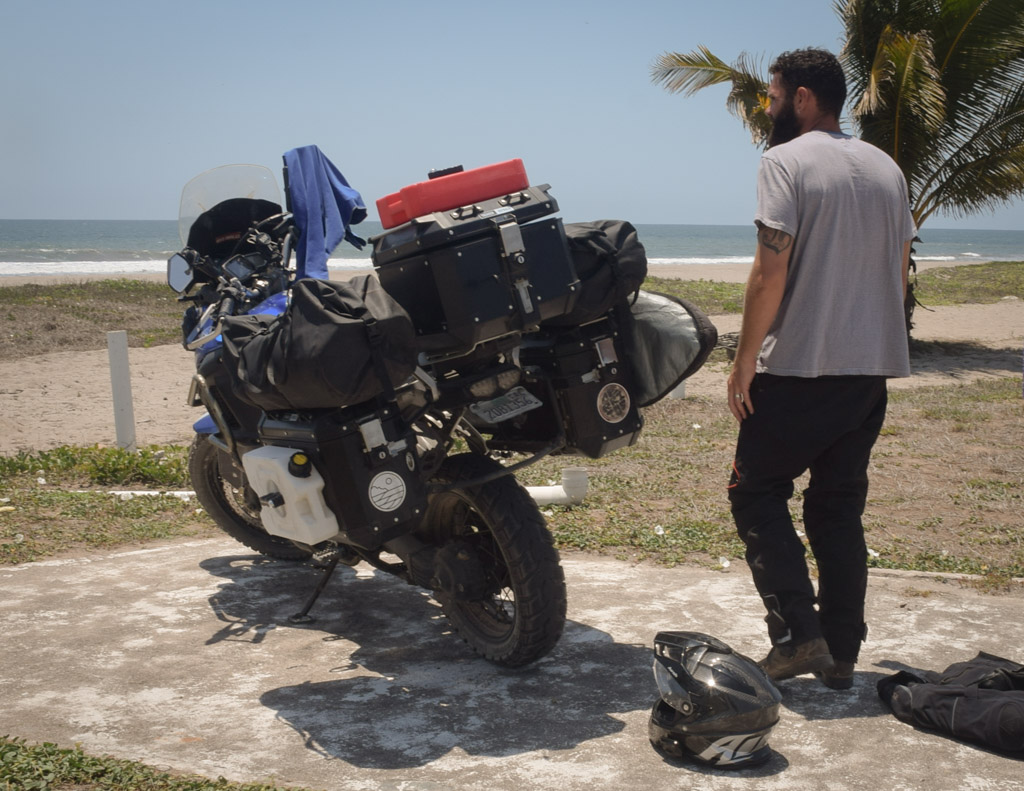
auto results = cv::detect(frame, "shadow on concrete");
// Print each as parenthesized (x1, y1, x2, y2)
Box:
(200, 553, 655, 770)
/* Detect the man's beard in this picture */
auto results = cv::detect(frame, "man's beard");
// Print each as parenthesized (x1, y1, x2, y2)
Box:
(767, 98, 800, 148)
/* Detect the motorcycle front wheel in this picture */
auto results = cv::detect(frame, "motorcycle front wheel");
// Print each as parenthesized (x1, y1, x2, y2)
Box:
(188, 435, 313, 561)
(419, 453, 567, 667)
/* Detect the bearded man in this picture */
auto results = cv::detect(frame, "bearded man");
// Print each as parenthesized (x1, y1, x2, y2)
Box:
(726, 48, 915, 690)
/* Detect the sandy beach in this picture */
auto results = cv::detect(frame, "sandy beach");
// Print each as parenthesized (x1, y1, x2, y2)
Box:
(0, 257, 981, 288)
(0, 261, 1021, 455)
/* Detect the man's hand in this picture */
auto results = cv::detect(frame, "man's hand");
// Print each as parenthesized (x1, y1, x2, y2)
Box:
(728, 358, 756, 421)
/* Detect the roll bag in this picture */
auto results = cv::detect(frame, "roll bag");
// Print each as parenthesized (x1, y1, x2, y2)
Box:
(221, 275, 417, 411)
(620, 290, 719, 407)
(546, 219, 649, 327)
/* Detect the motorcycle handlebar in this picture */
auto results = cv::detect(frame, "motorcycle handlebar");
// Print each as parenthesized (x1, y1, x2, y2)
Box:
(184, 279, 245, 351)
(185, 302, 222, 351)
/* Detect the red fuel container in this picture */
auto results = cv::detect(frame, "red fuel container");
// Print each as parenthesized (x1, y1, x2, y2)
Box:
(376, 159, 529, 229)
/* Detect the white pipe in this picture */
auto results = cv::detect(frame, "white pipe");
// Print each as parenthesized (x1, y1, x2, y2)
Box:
(105, 491, 195, 501)
(106, 468, 591, 509)
(526, 467, 589, 506)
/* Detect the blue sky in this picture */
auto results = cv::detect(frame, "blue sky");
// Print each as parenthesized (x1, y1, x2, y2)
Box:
(1, 0, 1020, 230)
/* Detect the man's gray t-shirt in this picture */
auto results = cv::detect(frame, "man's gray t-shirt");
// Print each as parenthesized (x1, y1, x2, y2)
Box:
(755, 130, 915, 378)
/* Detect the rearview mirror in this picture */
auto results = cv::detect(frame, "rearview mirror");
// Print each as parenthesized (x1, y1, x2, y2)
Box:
(167, 253, 194, 293)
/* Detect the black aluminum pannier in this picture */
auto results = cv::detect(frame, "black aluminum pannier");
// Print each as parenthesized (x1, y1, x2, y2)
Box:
(257, 404, 427, 550)
(473, 316, 644, 459)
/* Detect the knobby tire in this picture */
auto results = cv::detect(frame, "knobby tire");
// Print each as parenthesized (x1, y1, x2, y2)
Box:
(421, 453, 567, 667)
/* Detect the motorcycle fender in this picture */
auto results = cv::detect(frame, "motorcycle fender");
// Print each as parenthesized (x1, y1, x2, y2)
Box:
(193, 413, 218, 435)
(215, 444, 246, 490)
(193, 419, 246, 491)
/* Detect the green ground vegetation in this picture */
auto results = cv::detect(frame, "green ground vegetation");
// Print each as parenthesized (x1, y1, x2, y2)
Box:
(0, 736, 313, 791)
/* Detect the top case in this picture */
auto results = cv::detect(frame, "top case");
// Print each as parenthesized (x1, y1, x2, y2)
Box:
(370, 183, 560, 265)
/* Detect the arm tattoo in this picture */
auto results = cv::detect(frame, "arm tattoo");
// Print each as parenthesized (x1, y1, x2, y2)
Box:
(758, 226, 793, 255)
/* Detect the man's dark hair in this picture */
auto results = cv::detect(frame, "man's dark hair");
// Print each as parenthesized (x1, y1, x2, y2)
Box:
(769, 48, 847, 119)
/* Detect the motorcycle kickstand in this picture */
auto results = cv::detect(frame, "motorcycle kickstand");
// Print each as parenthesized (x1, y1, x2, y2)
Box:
(288, 555, 341, 624)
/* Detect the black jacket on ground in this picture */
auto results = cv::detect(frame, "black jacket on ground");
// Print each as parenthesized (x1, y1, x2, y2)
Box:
(878, 651, 1024, 755)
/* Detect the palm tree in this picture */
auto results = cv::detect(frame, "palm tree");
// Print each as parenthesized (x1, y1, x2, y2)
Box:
(651, 0, 1024, 329)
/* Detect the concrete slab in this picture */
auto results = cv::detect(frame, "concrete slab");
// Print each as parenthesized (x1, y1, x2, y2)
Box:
(1, 538, 1021, 790)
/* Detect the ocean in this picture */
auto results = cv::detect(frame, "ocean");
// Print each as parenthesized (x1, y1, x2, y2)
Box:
(1, 219, 1023, 278)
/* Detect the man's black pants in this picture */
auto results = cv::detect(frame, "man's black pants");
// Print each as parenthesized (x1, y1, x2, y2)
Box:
(728, 374, 888, 663)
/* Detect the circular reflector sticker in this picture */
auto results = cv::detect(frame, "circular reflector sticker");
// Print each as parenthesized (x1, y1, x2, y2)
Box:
(597, 383, 631, 424)
(369, 471, 407, 512)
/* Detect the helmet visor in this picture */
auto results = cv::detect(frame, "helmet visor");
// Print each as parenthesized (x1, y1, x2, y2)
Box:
(653, 656, 693, 712)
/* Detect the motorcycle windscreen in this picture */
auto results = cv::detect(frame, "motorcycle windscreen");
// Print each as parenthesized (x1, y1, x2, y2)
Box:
(178, 164, 282, 246)
(622, 290, 718, 408)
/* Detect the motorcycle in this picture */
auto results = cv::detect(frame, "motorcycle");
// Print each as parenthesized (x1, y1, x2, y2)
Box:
(167, 146, 715, 667)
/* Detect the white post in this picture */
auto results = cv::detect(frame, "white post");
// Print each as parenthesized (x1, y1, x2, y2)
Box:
(107, 330, 137, 452)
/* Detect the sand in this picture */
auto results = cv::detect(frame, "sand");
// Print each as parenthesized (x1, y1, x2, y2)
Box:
(1, 262, 1021, 455)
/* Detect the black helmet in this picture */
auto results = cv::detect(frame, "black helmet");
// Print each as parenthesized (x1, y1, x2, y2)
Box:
(648, 631, 782, 769)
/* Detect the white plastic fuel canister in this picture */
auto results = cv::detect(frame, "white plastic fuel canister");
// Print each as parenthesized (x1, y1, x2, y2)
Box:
(240, 445, 340, 545)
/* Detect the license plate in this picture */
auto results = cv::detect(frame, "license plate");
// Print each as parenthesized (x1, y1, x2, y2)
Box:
(469, 386, 543, 424)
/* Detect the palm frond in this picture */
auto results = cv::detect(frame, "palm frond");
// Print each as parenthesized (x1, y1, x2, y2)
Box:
(651, 47, 770, 146)
(914, 84, 1024, 223)
(854, 27, 946, 184)
(931, 0, 1024, 136)
(650, 46, 737, 95)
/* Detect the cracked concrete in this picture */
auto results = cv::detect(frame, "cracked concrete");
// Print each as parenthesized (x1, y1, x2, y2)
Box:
(1, 538, 1022, 790)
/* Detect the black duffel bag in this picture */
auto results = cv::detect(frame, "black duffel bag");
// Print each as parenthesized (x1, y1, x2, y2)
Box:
(543, 219, 648, 327)
(221, 275, 417, 410)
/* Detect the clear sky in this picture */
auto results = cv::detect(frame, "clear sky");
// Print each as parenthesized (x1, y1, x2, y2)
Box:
(1, 0, 1020, 230)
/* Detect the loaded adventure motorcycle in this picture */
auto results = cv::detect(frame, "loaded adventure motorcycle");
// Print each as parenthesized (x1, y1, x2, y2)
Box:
(168, 145, 716, 667)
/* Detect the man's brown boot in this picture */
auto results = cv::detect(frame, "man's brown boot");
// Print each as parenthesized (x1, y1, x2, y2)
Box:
(758, 637, 834, 681)
(815, 660, 855, 690)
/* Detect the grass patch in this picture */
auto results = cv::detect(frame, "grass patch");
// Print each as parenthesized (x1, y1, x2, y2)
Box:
(0, 445, 189, 488)
(0, 489, 215, 565)
(0, 279, 183, 361)
(1, 379, 1019, 578)
(518, 375, 1024, 580)
(0, 444, 210, 564)
(913, 261, 1024, 305)
(648, 261, 1024, 314)
(0, 736, 309, 790)
(642, 276, 746, 314)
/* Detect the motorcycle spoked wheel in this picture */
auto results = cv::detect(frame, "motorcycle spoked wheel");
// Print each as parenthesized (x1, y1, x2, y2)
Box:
(188, 435, 313, 561)
(419, 453, 567, 667)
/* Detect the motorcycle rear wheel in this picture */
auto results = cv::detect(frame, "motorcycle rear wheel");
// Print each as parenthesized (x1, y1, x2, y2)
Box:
(420, 453, 567, 667)
(189, 435, 313, 561)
